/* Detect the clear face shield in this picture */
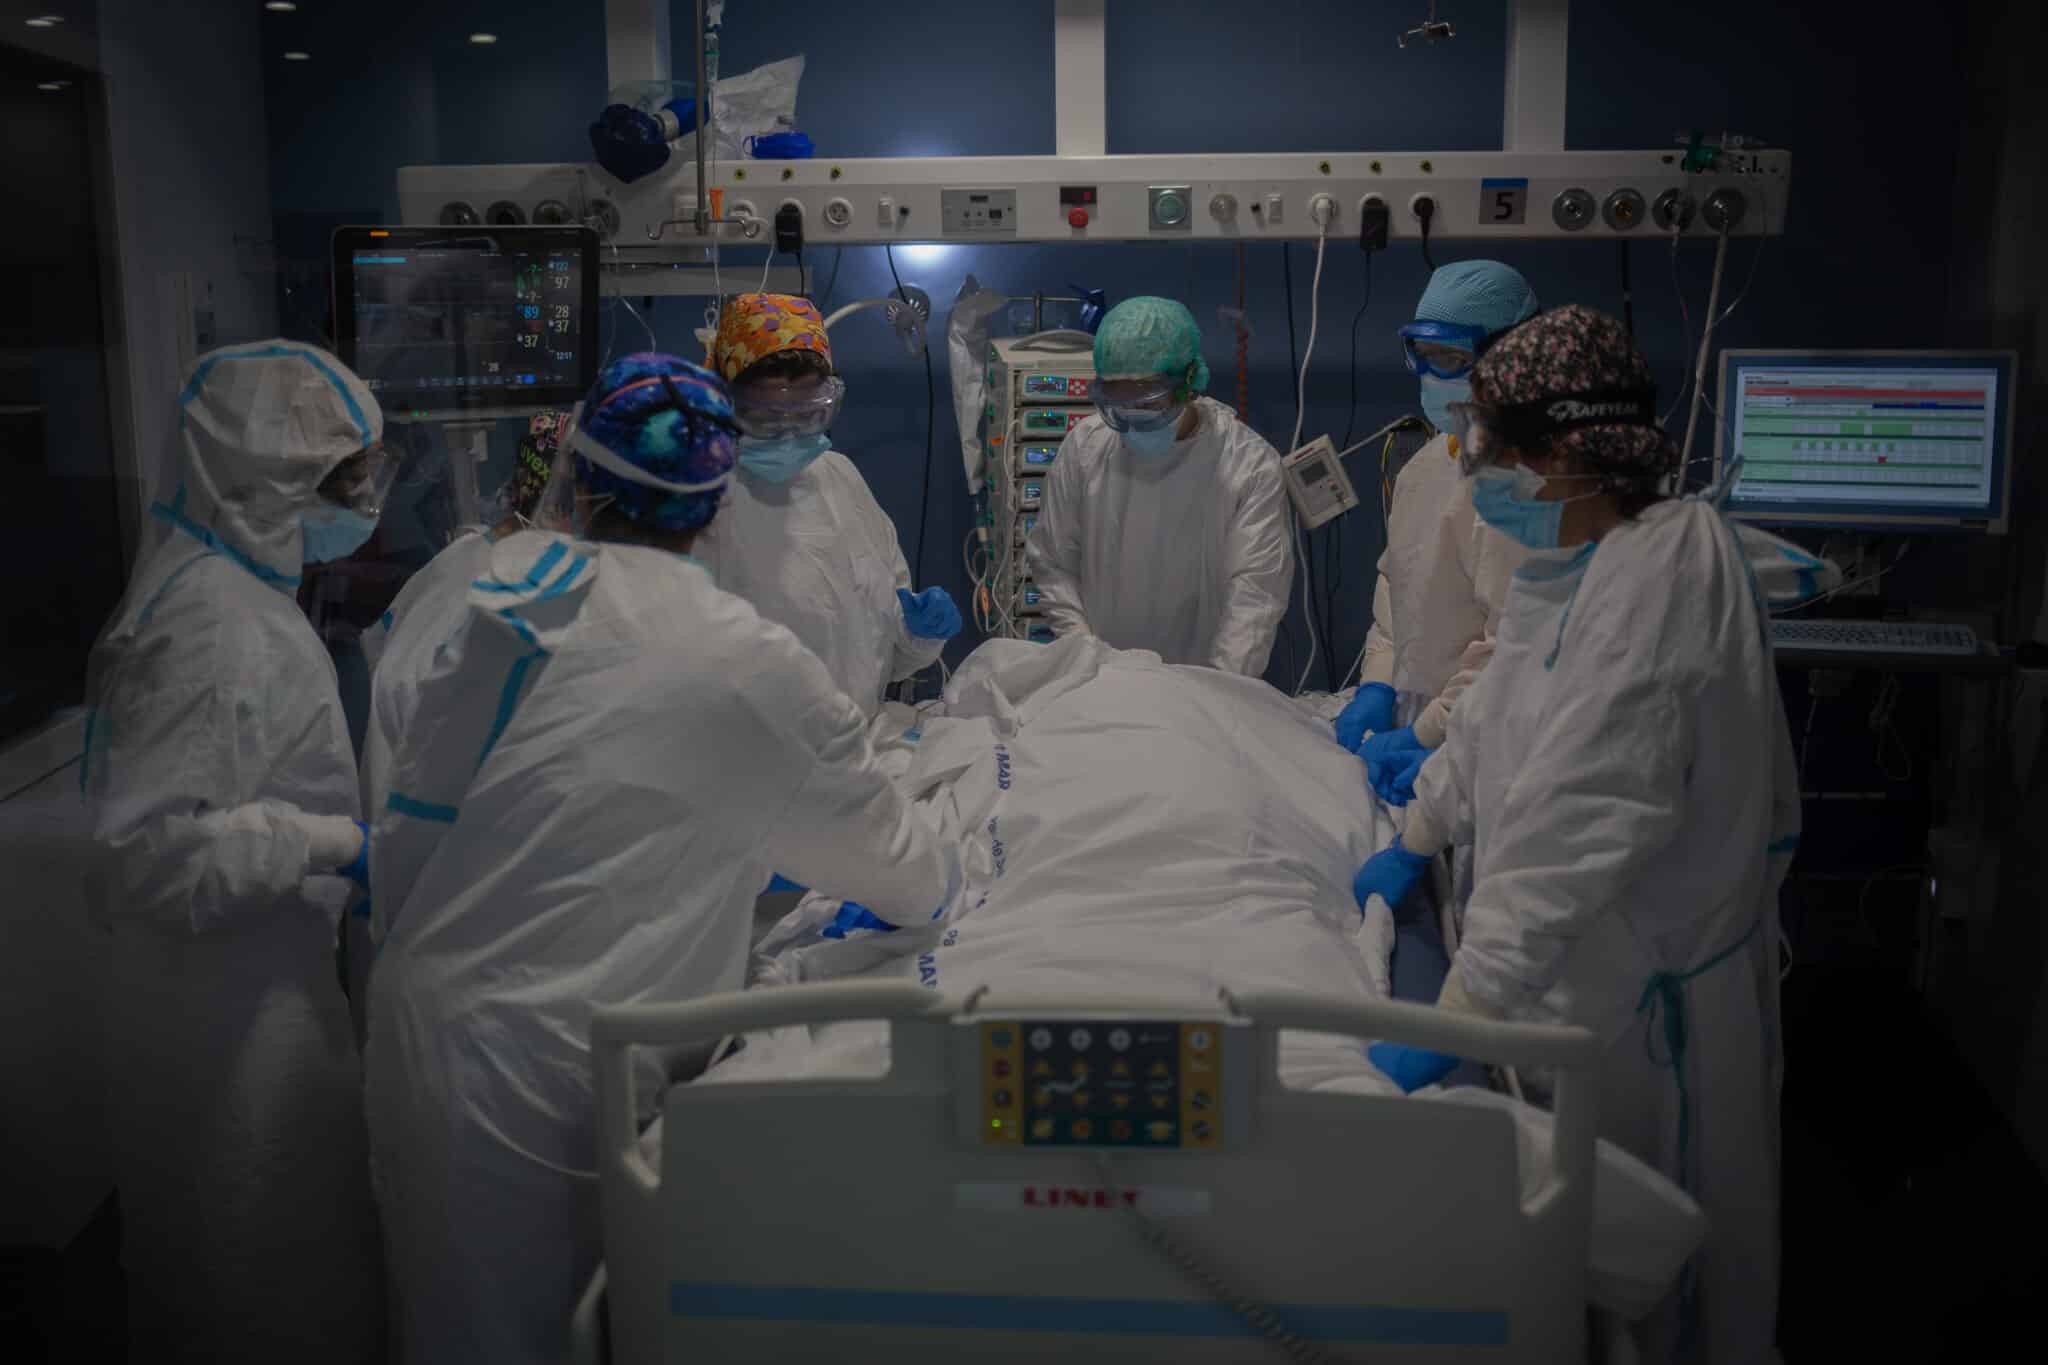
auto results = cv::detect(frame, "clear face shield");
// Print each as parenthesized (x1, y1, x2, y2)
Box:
(536, 397, 741, 537)
(317, 440, 401, 519)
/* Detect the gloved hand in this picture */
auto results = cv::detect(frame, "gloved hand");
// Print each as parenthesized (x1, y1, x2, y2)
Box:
(1367, 1042, 1461, 1094)
(1352, 839, 1432, 913)
(763, 873, 807, 896)
(1334, 682, 1397, 753)
(819, 901, 899, 940)
(337, 822, 370, 890)
(1359, 725, 1432, 807)
(898, 587, 962, 641)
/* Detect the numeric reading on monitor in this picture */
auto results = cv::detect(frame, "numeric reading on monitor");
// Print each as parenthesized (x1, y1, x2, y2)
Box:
(350, 243, 584, 402)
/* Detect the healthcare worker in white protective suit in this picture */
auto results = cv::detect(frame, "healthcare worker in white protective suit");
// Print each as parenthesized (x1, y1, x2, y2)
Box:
(363, 353, 960, 1365)
(1336, 262, 1539, 806)
(693, 292, 960, 716)
(82, 341, 389, 1364)
(1352, 306, 1837, 1364)
(1027, 296, 1294, 675)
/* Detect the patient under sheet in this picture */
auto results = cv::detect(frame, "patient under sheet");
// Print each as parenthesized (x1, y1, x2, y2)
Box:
(714, 636, 1703, 1320)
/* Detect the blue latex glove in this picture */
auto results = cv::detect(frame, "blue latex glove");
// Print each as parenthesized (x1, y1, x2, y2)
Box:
(1352, 840, 1432, 913)
(1359, 725, 1432, 807)
(1371, 745, 1431, 807)
(339, 821, 370, 890)
(819, 901, 899, 940)
(1367, 1042, 1461, 1094)
(763, 873, 807, 896)
(898, 587, 962, 642)
(1334, 682, 1397, 753)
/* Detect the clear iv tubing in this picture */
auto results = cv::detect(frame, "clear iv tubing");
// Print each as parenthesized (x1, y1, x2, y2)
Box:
(1291, 225, 1329, 697)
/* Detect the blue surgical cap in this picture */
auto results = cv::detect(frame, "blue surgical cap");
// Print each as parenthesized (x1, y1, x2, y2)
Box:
(576, 353, 738, 532)
(1093, 297, 1211, 393)
(1413, 261, 1540, 338)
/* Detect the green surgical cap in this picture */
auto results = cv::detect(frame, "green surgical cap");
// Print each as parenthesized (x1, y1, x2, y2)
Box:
(1093, 297, 1211, 393)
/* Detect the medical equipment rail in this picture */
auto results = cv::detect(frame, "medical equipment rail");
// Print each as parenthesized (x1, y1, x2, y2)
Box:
(576, 981, 1628, 1363)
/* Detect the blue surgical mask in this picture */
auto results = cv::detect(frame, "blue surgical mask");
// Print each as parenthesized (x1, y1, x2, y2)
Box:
(1420, 373, 1469, 434)
(1469, 463, 1591, 551)
(1118, 421, 1183, 458)
(738, 433, 830, 483)
(301, 503, 378, 563)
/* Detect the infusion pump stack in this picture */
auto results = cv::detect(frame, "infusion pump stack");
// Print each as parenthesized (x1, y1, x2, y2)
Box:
(984, 333, 1094, 642)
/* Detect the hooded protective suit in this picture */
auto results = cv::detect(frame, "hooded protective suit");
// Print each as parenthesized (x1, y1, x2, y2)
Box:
(1026, 396, 1293, 675)
(693, 451, 941, 716)
(81, 341, 384, 1364)
(363, 530, 958, 1365)
(1405, 499, 1824, 1363)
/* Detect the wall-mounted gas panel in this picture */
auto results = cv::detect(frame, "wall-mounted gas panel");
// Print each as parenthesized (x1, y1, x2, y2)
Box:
(399, 149, 1790, 250)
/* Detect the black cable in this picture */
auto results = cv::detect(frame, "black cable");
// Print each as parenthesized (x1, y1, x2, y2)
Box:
(885, 243, 938, 590)
(1417, 198, 1438, 271)
(1619, 240, 1634, 336)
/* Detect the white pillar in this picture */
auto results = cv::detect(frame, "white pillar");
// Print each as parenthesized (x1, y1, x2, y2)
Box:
(605, 0, 671, 93)
(1503, 0, 1570, 153)
(1054, 0, 1107, 158)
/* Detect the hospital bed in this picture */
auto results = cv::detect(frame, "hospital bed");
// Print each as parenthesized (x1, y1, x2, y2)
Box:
(571, 638, 1693, 1360)
(574, 979, 1643, 1364)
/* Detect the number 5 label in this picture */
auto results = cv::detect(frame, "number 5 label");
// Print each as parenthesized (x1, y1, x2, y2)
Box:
(1480, 177, 1528, 225)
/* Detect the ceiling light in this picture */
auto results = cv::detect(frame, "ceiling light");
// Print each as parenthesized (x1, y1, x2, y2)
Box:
(25, 15, 65, 27)
(282, 51, 310, 61)
(469, 33, 497, 45)
(37, 81, 69, 91)
(265, 2, 299, 11)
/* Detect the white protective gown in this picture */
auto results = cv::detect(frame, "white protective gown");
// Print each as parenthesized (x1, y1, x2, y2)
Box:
(363, 530, 957, 1365)
(81, 343, 383, 1364)
(1026, 396, 1294, 676)
(1360, 433, 1529, 747)
(1407, 499, 1805, 1363)
(693, 451, 941, 716)
(357, 529, 491, 942)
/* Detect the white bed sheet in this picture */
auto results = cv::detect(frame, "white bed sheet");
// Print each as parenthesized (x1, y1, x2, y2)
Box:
(705, 636, 1700, 1319)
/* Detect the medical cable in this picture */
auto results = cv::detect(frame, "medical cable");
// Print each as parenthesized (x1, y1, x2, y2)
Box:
(815, 245, 845, 310)
(1291, 226, 1331, 695)
(1775, 542, 1913, 615)
(885, 243, 940, 587)
(1090, 1154, 1341, 1365)
(1659, 230, 1696, 431)
(1676, 228, 1731, 480)
(1415, 195, 1438, 272)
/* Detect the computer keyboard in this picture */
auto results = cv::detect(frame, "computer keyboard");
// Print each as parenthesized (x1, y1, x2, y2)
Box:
(1769, 618, 1979, 656)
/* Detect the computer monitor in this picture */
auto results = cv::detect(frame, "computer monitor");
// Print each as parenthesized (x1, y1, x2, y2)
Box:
(331, 225, 600, 422)
(1713, 349, 2018, 533)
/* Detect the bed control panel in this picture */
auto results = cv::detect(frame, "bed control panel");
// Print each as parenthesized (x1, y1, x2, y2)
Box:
(966, 1017, 1244, 1151)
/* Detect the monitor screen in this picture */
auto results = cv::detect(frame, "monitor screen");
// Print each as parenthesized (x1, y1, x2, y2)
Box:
(331, 226, 599, 420)
(1715, 350, 2016, 532)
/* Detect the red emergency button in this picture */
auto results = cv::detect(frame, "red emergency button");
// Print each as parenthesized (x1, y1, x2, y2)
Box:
(1068, 207, 1089, 229)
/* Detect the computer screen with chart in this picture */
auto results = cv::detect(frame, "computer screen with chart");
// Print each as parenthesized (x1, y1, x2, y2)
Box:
(1714, 350, 2017, 532)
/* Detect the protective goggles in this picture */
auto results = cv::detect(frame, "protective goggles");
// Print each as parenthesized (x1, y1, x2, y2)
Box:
(320, 441, 400, 518)
(1093, 376, 1188, 434)
(1397, 320, 1496, 380)
(1447, 387, 1660, 474)
(732, 375, 846, 440)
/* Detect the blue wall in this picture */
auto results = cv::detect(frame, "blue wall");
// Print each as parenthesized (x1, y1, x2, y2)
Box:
(264, 0, 1968, 690)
